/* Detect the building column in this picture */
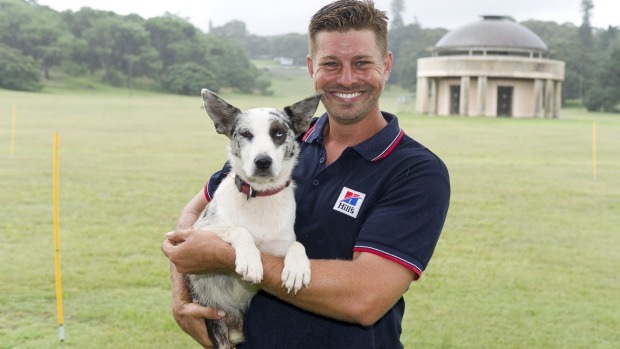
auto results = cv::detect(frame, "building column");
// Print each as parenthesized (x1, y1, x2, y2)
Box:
(429, 78, 438, 115)
(416, 77, 429, 114)
(460, 76, 470, 116)
(477, 76, 487, 116)
(554, 81, 562, 118)
(533, 79, 544, 118)
(544, 79, 555, 119)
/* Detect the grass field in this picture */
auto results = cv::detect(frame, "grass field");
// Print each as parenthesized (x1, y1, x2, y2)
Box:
(1, 74, 619, 348)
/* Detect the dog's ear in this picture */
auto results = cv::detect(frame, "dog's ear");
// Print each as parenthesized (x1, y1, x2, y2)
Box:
(201, 88, 241, 137)
(284, 93, 323, 134)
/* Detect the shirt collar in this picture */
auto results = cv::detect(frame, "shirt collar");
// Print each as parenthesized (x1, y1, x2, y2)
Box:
(302, 112, 404, 162)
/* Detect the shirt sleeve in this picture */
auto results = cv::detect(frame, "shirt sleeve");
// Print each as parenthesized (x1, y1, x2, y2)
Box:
(353, 158, 450, 280)
(204, 162, 232, 202)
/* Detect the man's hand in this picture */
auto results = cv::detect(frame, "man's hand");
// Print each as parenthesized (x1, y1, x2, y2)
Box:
(173, 301, 226, 348)
(163, 228, 237, 348)
(162, 229, 235, 274)
(164, 191, 241, 348)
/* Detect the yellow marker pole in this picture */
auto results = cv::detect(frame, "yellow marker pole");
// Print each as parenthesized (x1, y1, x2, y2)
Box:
(592, 122, 597, 180)
(53, 132, 65, 342)
(9, 104, 16, 158)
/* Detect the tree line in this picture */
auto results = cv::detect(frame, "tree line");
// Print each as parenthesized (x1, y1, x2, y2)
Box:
(0, 0, 272, 95)
(1, 0, 618, 112)
(206, 1, 620, 113)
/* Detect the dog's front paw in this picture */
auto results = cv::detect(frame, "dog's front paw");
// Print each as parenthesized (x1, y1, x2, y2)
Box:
(281, 242, 311, 294)
(235, 245, 263, 284)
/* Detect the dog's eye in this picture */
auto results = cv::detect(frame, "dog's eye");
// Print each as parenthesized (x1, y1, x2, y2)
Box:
(240, 131, 253, 139)
(270, 126, 288, 143)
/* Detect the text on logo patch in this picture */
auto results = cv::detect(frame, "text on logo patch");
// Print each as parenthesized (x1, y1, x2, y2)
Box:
(333, 187, 366, 218)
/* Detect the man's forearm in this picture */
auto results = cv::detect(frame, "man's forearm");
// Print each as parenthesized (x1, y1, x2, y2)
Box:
(171, 190, 207, 304)
(257, 252, 414, 326)
(170, 262, 192, 307)
(177, 190, 208, 230)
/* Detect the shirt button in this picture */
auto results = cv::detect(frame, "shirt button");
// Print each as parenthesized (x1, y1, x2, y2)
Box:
(312, 180, 320, 186)
(319, 157, 325, 164)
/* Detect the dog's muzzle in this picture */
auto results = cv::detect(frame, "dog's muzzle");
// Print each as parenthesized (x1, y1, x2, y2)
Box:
(253, 155, 273, 176)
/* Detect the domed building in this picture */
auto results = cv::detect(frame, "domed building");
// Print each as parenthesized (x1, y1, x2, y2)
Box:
(416, 16, 565, 118)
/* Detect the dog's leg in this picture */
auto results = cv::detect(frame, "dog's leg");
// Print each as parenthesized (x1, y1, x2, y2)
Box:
(206, 318, 229, 349)
(225, 315, 244, 346)
(281, 241, 312, 294)
(219, 226, 264, 284)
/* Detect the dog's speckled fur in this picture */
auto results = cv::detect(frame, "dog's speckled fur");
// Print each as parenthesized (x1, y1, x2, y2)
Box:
(187, 89, 321, 349)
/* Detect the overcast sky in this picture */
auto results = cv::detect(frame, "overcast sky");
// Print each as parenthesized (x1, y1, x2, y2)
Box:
(38, 0, 618, 36)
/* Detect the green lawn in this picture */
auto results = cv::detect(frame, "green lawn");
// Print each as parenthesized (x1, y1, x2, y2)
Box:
(0, 78, 618, 348)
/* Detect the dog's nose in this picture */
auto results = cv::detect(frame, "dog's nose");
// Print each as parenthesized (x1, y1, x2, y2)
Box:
(255, 155, 272, 170)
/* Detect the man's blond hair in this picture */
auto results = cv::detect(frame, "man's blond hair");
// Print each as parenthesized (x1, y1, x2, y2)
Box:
(308, 0, 389, 56)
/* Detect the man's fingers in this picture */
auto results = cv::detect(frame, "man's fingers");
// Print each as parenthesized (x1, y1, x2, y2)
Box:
(199, 307, 227, 320)
(188, 303, 226, 320)
(161, 240, 171, 257)
(161, 230, 189, 257)
(161, 235, 178, 257)
(166, 230, 188, 244)
(174, 302, 223, 348)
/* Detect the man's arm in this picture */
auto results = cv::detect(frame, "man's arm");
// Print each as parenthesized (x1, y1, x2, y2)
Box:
(176, 190, 208, 230)
(261, 251, 415, 326)
(168, 191, 227, 348)
(164, 227, 415, 327)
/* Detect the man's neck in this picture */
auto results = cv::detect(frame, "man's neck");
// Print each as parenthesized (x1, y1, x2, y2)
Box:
(322, 110, 387, 164)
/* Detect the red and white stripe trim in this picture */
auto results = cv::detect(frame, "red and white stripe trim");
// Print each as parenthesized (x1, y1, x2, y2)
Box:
(371, 129, 404, 162)
(354, 245, 422, 279)
(203, 183, 212, 202)
(302, 123, 319, 142)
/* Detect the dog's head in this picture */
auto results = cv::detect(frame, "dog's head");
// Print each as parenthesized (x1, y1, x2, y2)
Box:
(201, 88, 322, 188)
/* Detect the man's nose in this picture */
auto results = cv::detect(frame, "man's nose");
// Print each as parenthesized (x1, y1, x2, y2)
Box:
(337, 64, 356, 86)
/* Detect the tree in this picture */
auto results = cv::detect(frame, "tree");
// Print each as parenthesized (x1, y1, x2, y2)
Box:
(144, 15, 207, 70)
(209, 20, 274, 60)
(390, 0, 405, 30)
(388, 24, 447, 91)
(579, 0, 594, 49)
(61, 7, 112, 75)
(584, 43, 620, 112)
(203, 34, 261, 93)
(0, 0, 69, 79)
(270, 33, 307, 64)
(575, 0, 597, 102)
(0, 44, 42, 91)
(83, 16, 160, 85)
(209, 20, 251, 52)
(160, 62, 219, 95)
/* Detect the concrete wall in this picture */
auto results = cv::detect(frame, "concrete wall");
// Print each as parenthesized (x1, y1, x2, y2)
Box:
(417, 56, 565, 81)
(416, 55, 565, 118)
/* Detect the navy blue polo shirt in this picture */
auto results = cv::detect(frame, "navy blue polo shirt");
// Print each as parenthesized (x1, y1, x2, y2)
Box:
(204, 112, 450, 348)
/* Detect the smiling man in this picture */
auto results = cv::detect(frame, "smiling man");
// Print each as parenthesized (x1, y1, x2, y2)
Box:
(162, 1, 450, 348)
(308, 16, 390, 127)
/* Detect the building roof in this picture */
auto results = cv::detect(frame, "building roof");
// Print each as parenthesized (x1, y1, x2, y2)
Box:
(435, 16, 547, 53)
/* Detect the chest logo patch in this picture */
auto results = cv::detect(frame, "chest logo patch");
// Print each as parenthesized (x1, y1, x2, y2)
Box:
(333, 187, 366, 218)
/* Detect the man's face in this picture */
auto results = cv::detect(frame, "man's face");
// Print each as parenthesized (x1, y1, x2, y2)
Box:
(307, 29, 392, 125)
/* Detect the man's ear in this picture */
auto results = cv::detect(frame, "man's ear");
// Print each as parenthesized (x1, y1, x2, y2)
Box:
(284, 93, 323, 135)
(384, 51, 393, 79)
(201, 88, 241, 138)
(306, 55, 315, 78)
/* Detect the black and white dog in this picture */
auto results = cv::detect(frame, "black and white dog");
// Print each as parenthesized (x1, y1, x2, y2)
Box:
(187, 89, 321, 349)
